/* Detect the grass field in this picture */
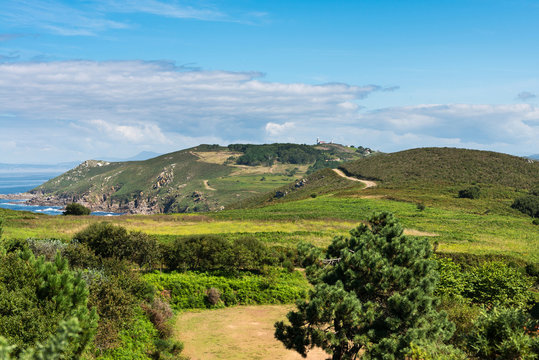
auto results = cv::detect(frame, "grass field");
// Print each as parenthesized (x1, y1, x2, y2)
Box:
(175, 305, 327, 360)
(2, 181, 537, 263)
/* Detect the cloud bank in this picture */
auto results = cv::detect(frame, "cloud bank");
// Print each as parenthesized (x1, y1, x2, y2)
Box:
(0, 60, 537, 163)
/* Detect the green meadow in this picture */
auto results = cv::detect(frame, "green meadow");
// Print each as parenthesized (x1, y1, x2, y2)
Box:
(2, 181, 537, 263)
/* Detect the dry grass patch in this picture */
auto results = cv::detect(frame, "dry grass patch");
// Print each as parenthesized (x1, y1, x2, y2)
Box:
(403, 229, 439, 237)
(192, 151, 243, 164)
(176, 305, 327, 360)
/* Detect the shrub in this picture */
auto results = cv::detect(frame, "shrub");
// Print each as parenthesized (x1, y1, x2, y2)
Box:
(436, 258, 467, 298)
(142, 298, 174, 339)
(206, 287, 221, 306)
(512, 194, 539, 218)
(0, 250, 97, 357)
(164, 235, 230, 272)
(164, 235, 272, 272)
(63, 203, 91, 216)
(74, 222, 130, 259)
(62, 242, 101, 269)
(26, 238, 67, 261)
(73, 223, 161, 269)
(458, 186, 481, 199)
(466, 308, 539, 359)
(463, 261, 533, 309)
(417, 202, 426, 211)
(439, 296, 482, 349)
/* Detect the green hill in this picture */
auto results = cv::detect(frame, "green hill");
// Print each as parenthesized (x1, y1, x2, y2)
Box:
(29, 143, 367, 214)
(340, 147, 539, 189)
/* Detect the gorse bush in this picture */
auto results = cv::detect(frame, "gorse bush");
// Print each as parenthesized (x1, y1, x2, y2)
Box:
(74, 222, 161, 269)
(436, 258, 533, 309)
(458, 186, 481, 199)
(164, 235, 274, 272)
(63, 203, 91, 216)
(466, 308, 539, 359)
(512, 194, 539, 218)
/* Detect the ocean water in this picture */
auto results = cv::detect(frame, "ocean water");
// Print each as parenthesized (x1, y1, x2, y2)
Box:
(0, 173, 58, 195)
(0, 173, 122, 216)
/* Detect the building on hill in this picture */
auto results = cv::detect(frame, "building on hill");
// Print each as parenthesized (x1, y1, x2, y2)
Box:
(316, 137, 333, 145)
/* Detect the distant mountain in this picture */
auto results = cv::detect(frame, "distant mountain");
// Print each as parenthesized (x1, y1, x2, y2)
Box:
(340, 147, 539, 189)
(528, 154, 539, 160)
(29, 143, 368, 214)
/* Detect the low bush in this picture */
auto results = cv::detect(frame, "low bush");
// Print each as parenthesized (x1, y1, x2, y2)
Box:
(458, 186, 481, 199)
(463, 261, 533, 309)
(466, 308, 539, 359)
(512, 194, 539, 218)
(73, 222, 161, 269)
(436, 259, 533, 309)
(26, 238, 67, 261)
(141, 298, 174, 339)
(63, 202, 91, 216)
(163, 235, 275, 272)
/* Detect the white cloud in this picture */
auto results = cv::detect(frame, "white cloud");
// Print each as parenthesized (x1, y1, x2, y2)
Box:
(265, 122, 296, 136)
(0, 60, 380, 162)
(88, 119, 169, 143)
(1, 60, 538, 162)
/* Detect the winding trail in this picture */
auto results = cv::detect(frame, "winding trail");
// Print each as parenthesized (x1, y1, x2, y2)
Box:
(332, 168, 377, 188)
(203, 180, 216, 191)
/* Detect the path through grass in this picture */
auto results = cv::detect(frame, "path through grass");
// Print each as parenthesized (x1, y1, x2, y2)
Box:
(175, 305, 327, 360)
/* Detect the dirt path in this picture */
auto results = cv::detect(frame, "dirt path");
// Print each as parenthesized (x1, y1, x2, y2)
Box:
(332, 168, 377, 188)
(175, 305, 328, 360)
(203, 180, 216, 191)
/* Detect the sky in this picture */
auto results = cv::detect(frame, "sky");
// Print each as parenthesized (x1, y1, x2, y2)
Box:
(1, 0, 538, 163)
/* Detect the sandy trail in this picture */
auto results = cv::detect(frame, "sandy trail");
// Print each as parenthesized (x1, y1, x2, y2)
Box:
(332, 169, 377, 188)
(203, 180, 216, 191)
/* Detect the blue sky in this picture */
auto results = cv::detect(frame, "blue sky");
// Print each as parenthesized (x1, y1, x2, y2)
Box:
(1, 0, 538, 163)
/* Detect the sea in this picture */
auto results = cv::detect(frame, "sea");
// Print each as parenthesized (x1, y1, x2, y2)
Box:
(0, 173, 122, 216)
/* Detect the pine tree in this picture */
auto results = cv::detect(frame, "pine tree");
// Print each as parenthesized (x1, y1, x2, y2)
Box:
(275, 212, 455, 359)
(0, 227, 97, 360)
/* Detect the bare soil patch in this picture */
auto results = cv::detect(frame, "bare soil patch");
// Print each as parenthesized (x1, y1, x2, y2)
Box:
(332, 169, 377, 188)
(403, 229, 439, 237)
(175, 305, 328, 360)
(203, 180, 217, 191)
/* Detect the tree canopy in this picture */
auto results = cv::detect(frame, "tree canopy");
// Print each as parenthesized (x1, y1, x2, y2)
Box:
(275, 212, 454, 359)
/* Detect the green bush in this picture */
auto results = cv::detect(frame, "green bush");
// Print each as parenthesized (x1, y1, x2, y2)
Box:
(143, 269, 309, 310)
(164, 235, 273, 272)
(63, 203, 91, 216)
(458, 186, 481, 199)
(436, 259, 533, 309)
(466, 308, 539, 359)
(512, 194, 539, 218)
(0, 250, 97, 358)
(73, 223, 161, 269)
(436, 258, 467, 298)
(463, 261, 533, 309)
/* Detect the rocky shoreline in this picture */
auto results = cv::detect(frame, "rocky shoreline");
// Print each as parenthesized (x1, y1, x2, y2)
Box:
(0, 192, 154, 215)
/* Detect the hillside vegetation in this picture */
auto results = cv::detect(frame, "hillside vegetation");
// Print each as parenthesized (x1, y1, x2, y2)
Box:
(30, 143, 367, 214)
(340, 147, 539, 189)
